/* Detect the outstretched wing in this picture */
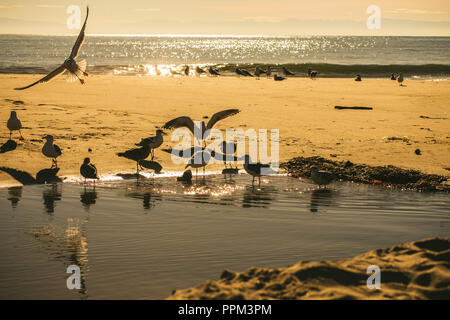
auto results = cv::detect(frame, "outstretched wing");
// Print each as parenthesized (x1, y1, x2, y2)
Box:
(69, 6, 89, 59)
(206, 109, 240, 130)
(162, 116, 196, 135)
(14, 65, 66, 90)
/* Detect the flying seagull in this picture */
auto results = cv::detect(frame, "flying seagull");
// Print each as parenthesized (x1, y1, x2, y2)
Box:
(15, 6, 90, 90)
(162, 109, 240, 140)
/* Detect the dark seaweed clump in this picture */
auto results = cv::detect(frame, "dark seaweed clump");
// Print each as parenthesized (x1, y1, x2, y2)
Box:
(281, 156, 449, 192)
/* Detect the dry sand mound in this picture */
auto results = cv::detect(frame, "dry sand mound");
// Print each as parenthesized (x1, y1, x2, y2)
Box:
(167, 238, 450, 300)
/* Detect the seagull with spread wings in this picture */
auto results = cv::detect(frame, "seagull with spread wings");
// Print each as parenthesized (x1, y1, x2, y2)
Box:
(162, 109, 240, 141)
(15, 6, 90, 90)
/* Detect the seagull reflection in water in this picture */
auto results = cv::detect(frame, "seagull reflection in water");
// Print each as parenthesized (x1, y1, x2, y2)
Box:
(309, 189, 335, 213)
(43, 184, 62, 214)
(7, 186, 22, 209)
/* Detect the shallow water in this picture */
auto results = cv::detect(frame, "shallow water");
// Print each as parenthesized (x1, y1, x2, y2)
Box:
(1, 35, 450, 77)
(0, 174, 448, 299)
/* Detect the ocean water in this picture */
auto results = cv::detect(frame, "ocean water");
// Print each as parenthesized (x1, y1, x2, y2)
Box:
(0, 175, 448, 299)
(1, 35, 449, 77)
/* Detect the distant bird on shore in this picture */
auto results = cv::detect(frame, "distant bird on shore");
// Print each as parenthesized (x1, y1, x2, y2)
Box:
(254, 67, 265, 79)
(80, 157, 99, 184)
(307, 68, 318, 79)
(196, 66, 206, 75)
(15, 6, 89, 90)
(184, 66, 190, 76)
(0, 140, 17, 154)
(266, 66, 272, 78)
(390, 73, 396, 80)
(282, 67, 295, 76)
(397, 73, 404, 86)
(244, 155, 271, 187)
(7, 111, 24, 140)
(310, 166, 335, 187)
(139, 129, 166, 160)
(117, 138, 152, 176)
(241, 69, 253, 77)
(42, 135, 62, 167)
(163, 109, 240, 140)
(208, 67, 220, 76)
(274, 74, 286, 81)
(355, 74, 362, 81)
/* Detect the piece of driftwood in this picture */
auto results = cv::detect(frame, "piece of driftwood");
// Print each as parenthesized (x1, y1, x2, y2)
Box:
(335, 106, 373, 110)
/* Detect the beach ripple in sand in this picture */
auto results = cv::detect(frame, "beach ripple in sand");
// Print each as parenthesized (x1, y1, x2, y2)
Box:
(167, 238, 450, 300)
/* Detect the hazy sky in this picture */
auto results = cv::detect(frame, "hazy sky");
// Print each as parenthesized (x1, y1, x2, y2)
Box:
(0, 0, 449, 35)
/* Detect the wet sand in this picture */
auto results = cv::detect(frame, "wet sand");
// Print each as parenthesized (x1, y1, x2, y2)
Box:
(167, 238, 450, 300)
(1, 74, 449, 186)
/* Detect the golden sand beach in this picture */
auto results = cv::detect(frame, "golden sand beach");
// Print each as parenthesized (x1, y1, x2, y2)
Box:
(1, 74, 449, 186)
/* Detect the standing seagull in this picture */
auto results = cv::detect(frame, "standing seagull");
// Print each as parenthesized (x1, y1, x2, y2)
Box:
(117, 138, 152, 177)
(185, 150, 211, 179)
(15, 6, 90, 90)
(196, 66, 206, 75)
(235, 68, 244, 77)
(244, 155, 271, 187)
(282, 67, 295, 76)
(397, 73, 404, 86)
(42, 135, 62, 167)
(7, 111, 24, 140)
(266, 66, 272, 78)
(80, 157, 99, 184)
(208, 67, 220, 76)
(310, 166, 334, 187)
(138, 129, 166, 160)
(241, 69, 253, 77)
(163, 109, 240, 140)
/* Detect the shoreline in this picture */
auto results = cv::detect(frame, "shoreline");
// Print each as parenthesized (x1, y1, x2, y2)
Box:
(167, 237, 450, 300)
(1, 75, 449, 187)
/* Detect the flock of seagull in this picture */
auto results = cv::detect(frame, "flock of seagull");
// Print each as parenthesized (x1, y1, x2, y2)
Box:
(7, 5, 415, 189)
(3, 107, 294, 188)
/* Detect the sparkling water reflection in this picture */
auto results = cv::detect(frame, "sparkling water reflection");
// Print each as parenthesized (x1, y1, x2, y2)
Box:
(0, 174, 448, 299)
